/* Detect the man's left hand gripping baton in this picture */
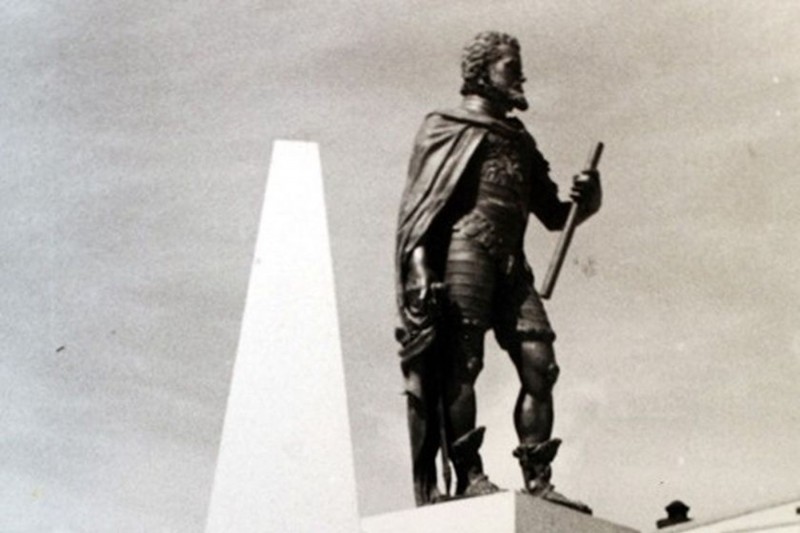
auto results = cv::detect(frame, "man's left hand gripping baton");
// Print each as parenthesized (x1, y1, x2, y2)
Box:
(539, 142, 604, 299)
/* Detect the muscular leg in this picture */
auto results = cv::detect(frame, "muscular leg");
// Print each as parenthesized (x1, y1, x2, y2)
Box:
(508, 338, 592, 513)
(444, 325, 483, 440)
(510, 339, 558, 444)
(442, 323, 488, 494)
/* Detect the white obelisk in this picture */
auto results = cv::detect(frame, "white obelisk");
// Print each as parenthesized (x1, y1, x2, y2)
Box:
(205, 141, 360, 532)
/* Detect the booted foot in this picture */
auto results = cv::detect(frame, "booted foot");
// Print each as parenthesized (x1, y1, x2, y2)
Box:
(513, 439, 561, 467)
(451, 427, 497, 496)
(513, 439, 592, 515)
(463, 474, 500, 497)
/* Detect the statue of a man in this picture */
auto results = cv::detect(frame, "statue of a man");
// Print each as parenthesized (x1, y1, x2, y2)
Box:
(394, 31, 602, 512)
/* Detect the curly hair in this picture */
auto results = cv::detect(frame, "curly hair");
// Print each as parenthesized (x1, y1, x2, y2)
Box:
(460, 31, 520, 96)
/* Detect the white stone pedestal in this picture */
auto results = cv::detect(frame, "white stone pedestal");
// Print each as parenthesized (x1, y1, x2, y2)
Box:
(361, 492, 639, 533)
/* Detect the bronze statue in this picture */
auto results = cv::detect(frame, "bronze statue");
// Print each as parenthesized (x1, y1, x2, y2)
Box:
(394, 31, 602, 512)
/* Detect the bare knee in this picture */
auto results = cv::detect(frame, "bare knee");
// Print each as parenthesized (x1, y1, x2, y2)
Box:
(518, 340, 559, 399)
(451, 325, 485, 385)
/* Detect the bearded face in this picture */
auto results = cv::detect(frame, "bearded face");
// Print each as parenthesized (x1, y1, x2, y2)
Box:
(460, 33, 529, 113)
(485, 44, 529, 111)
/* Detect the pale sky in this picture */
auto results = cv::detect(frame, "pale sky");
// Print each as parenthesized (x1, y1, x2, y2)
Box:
(1, 1, 799, 531)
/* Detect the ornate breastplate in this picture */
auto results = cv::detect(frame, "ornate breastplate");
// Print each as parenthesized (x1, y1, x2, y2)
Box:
(454, 132, 531, 256)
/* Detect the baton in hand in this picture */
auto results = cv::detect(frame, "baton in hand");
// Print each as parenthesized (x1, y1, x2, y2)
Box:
(539, 142, 604, 299)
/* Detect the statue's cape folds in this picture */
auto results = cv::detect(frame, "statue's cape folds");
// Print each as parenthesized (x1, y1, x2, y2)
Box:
(395, 108, 528, 364)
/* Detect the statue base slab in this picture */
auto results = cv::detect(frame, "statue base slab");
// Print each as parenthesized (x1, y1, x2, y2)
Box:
(361, 491, 639, 533)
